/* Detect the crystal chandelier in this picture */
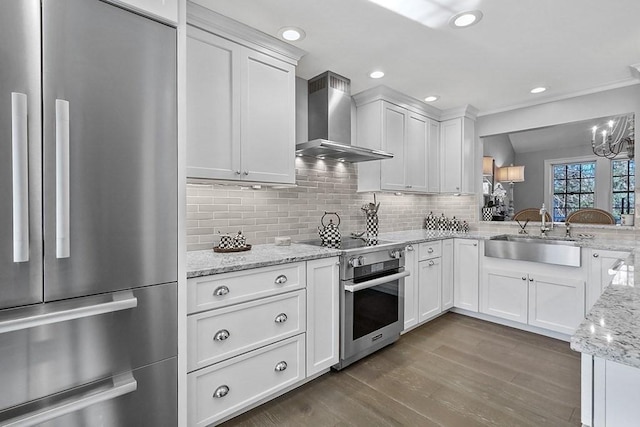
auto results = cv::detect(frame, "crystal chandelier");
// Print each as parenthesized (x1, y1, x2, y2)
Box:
(591, 114, 635, 159)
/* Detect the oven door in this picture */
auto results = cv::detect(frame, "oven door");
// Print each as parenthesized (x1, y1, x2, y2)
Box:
(341, 270, 408, 362)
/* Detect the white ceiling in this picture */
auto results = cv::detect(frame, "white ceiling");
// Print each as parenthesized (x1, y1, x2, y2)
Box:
(507, 114, 633, 153)
(192, 0, 640, 114)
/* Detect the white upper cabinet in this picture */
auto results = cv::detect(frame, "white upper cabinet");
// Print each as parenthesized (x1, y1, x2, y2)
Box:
(107, 0, 178, 25)
(440, 112, 477, 194)
(354, 91, 439, 193)
(186, 5, 304, 184)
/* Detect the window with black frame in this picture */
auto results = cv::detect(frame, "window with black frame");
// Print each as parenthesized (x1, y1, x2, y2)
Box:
(612, 158, 635, 222)
(552, 161, 596, 222)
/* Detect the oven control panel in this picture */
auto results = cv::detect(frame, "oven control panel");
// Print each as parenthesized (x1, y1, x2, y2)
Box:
(389, 249, 403, 259)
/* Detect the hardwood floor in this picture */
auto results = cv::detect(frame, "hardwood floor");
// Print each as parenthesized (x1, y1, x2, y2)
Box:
(221, 313, 581, 427)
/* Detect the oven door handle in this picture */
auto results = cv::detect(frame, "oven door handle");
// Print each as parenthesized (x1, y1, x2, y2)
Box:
(344, 270, 410, 293)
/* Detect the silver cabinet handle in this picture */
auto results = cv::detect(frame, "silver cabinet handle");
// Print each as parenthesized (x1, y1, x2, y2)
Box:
(529, 278, 534, 282)
(235, 170, 241, 175)
(11, 93, 29, 263)
(3, 372, 136, 427)
(274, 313, 288, 323)
(274, 361, 288, 372)
(405, 245, 414, 252)
(213, 329, 230, 341)
(243, 171, 249, 176)
(593, 253, 599, 258)
(213, 286, 230, 297)
(275, 275, 287, 285)
(213, 385, 229, 398)
(473, 243, 478, 247)
(428, 260, 435, 266)
(522, 276, 527, 281)
(428, 247, 434, 253)
(0, 292, 137, 335)
(55, 99, 70, 259)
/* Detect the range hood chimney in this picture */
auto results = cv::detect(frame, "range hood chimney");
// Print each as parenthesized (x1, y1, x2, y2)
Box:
(295, 71, 394, 163)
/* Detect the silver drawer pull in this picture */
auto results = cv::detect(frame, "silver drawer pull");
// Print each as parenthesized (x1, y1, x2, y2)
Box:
(274, 313, 288, 323)
(593, 253, 600, 258)
(428, 247, 434, 253)
(274, 275, 288, 285)
(405, 245, 414, 252)
(428, 260, 435, 266)
(213, 329, 230, 341)
(213, 286, 230, 297)
(213, 385, 229, 399)
(522, 276, 527, 281)
(274, 361, 288, 372)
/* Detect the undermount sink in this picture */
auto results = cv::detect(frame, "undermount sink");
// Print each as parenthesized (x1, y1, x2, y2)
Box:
(485, 234, 582, 267)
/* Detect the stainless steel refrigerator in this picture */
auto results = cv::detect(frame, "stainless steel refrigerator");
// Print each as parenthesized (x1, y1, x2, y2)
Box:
(0, 0, 178, 425)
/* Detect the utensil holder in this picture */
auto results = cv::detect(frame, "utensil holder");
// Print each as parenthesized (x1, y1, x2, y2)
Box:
(366, 213, 378, 244)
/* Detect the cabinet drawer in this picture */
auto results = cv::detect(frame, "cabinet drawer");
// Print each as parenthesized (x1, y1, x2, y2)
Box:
(187, 262, 305, 313)
(187, 290, 306, 371)
(188, 334, 305, 427)
(419, 241, 442, 260)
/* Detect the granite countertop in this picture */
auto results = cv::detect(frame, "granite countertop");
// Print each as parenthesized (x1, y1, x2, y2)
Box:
(187, 243, 341, 278)
(379, 229, 495, 244)
(571, 254, 640, 368)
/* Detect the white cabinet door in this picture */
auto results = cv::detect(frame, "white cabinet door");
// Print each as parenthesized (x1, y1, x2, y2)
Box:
(587, 249, 630, 311)
(186, 28, 296, 184)
(418, 258, 442, 322)
(108, 0, 178, 24)
(405, 112, 429, 192)
(441, 239, 454, 310)
(591, 357, 640, 427)
(187, 29, 241, 180)
(427, 119, 440, 193)
(454, 239, 479, 312)
(440, 118, 463, 193)
(306, 257, 339, 376)
(403, 244, 419, 331)
(241, 49, 296, 184)
(528, 273, 585, 335)
(380, 102, 407, 191)
(481, 268, 528, 323)
(440, 117, 475, 193)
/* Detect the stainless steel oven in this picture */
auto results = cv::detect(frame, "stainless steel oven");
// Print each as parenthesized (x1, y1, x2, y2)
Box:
(335, 242, 408, 370)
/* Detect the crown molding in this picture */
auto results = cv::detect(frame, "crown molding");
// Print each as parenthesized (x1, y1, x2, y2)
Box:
(186, 1, 306, 65)
(440, 105, 479, 121)
(477, 79, 640, 117)
(352, 85, 443, 120)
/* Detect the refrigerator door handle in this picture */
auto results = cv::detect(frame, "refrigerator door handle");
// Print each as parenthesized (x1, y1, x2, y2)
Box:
(55, 99, 70, 259)
(0, 292, 138, 334)
(11, 93, 29, 263)
(2, 372, 138, 427)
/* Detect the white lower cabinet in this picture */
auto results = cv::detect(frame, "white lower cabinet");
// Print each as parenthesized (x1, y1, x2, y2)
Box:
(481, 269, 528, 323)
(187, 290, 305, 370)
(528, 273, 585, 335)
(441, 239, 454, 310)
(580, 355, 640, 427)
(481, 257, 586, 335)
(188, 335, 305, 427)
(587, 249, 630, 311)
(186, 258, 339, 426)
(305, 257, 340, 376)
(418, 258, 441, 322)
(403, 240, 453, 332)
(453, 239, 480, 312)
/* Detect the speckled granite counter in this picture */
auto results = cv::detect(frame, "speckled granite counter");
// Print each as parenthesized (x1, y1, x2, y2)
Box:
(571, 254, 640, 368)
(379, 229, 495, 244)
(187, 243, 341, 278)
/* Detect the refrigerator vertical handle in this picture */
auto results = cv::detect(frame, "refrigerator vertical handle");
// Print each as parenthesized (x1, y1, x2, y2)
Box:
(55, 100, 70, 259)
(11, 93, 29, 263)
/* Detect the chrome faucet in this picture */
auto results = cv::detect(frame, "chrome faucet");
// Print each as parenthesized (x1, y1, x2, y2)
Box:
(540, 203, 552, 236)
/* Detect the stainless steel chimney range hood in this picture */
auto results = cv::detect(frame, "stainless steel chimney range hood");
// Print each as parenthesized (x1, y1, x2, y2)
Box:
(295, 71, 394, 163)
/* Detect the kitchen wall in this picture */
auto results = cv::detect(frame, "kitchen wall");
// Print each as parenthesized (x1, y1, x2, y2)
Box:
(187, 157, 477, 251)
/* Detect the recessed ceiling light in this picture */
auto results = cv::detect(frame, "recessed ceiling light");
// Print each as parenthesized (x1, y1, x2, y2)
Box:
(530, 86, 547, 94)
(424, 95, 440, 102)
(369, 70, 385, 79)
(278, 27, 305, 42)
(449, 10, 483, 28)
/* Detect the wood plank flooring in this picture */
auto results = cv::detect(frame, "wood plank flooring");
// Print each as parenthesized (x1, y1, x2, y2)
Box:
(221, 313, 581, 427)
